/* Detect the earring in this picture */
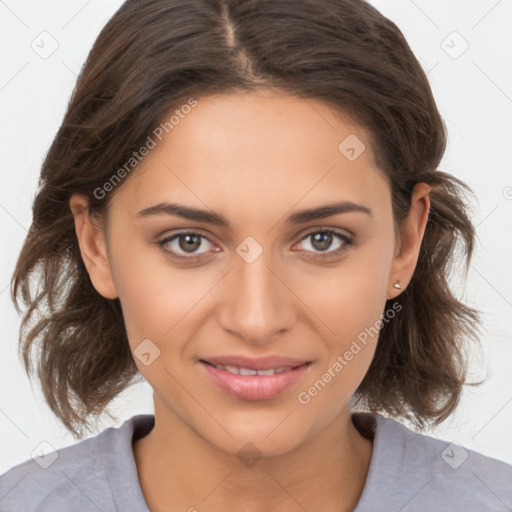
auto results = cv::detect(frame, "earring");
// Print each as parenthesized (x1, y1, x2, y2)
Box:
(393, 282, 401, 289)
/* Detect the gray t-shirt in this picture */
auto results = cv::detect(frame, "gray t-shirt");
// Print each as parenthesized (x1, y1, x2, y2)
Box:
(1, 412, 511, 511)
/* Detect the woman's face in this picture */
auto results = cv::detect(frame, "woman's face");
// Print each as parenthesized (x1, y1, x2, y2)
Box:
(74, 89, 428, 456)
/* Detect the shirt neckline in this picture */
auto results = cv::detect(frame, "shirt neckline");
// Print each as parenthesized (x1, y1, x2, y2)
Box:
(101, 411, 394, 511)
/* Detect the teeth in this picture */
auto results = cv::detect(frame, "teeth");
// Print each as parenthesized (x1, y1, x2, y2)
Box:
(211, 364, 294, 376)
(239, 367, 258, 376)
(257, 368, 276, 376)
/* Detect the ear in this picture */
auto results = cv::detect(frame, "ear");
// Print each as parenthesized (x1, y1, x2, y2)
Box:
(387, 182, 432, 300)
(69, 193, 119, 300)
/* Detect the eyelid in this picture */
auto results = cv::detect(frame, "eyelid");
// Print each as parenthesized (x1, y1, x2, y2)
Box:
(157, 227, 216, 245)
(298, 225, 352, 240)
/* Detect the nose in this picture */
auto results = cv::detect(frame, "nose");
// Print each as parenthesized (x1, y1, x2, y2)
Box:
(216, 251, 296, 346)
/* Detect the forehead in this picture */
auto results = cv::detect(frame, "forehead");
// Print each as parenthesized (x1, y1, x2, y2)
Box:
(112, 90, 390, 221)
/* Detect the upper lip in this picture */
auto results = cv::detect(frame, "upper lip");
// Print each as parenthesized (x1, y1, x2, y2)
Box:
(200, 355, 310, 370)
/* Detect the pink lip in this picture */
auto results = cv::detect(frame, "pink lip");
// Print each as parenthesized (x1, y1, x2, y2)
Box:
(199, 359, 312, 401)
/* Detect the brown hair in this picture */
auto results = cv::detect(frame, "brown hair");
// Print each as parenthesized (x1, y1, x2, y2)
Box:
(11, 0, 484, 439)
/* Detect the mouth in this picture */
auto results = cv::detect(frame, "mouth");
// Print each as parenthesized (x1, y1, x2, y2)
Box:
(201, 361, 301, 376)
(198, 357, 312, 401)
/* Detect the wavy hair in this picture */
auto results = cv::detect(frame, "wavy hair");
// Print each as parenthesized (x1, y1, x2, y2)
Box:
(11, 0, 484, 438)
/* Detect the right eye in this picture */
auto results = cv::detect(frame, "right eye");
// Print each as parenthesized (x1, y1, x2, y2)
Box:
(157, 231, 218, 262)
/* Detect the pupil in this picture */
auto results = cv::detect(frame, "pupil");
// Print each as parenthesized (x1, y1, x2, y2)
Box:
(179, 234, 201, 252)
(313, 232, 331, 251)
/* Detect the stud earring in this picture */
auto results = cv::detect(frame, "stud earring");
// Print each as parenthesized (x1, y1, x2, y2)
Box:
(393, 282, 401, 289)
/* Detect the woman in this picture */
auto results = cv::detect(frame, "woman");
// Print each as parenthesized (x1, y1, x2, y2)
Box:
(1, 0, 511, 511)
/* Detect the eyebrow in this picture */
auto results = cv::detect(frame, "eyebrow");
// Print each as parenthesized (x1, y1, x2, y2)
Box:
(136, 200, 372, 227)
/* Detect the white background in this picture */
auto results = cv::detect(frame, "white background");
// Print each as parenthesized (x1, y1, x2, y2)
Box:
(1, 0, 511, 475)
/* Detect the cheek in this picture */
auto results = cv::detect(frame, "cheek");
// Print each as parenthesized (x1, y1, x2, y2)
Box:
(111, 241, 217, 349)
(303, 256, 390, 344)
(294, 242, 394, 402)
(108, 237, 173, 343)
(296, 259, 388, 422)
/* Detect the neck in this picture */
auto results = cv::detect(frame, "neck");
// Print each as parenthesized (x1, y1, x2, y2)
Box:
(133, 401, 373, 512)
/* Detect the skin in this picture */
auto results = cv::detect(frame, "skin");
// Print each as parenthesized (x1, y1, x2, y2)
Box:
(70, 89, 431, 512)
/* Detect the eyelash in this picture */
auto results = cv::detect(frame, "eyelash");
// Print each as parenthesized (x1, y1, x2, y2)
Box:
(157, 228, 353, 263)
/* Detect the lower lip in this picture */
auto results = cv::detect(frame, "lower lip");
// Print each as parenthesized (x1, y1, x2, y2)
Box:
(199, 361, 312, 401)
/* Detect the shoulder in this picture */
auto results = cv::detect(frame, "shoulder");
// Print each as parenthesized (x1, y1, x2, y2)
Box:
(0, 414, 152, 512)
(407, 423, 511, 505)
(355, 412, 512, 511)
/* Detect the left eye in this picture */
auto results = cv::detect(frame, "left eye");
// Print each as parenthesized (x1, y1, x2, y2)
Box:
(297, 229, 351, 254)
